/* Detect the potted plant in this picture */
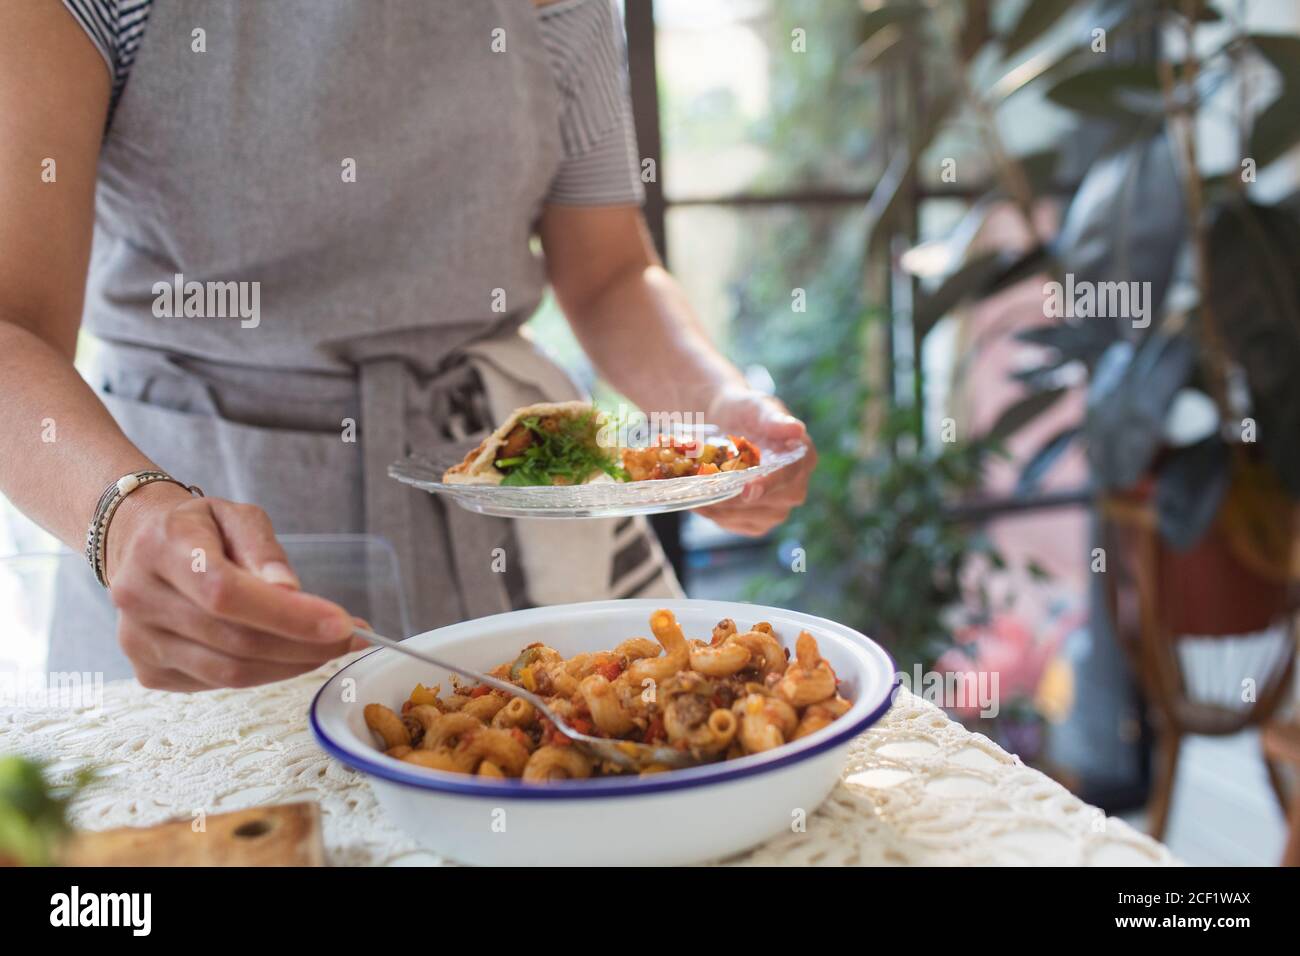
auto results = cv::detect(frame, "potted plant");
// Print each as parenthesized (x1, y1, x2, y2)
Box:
(853, 0, 1300, 637)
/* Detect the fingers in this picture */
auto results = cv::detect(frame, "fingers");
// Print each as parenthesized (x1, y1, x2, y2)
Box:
(713, 390, 806, 447)
(147, 629, 326, 688)
(698, 434, 813, 535)
(160, 595, 357, 664)
(753, 407, 806, 446)
(151, 501, 354, 644)
(118, 579, 358, 700)
(696, 503, 792, 537)
(349, 617, 373, 653)
(745, 437, 818, 504)
(730, 460, 813, 508)
(209, 499, 298, 587)
(133, 665, 209, 693)
(111, 496, 366, 692)
(120, 615, 327, 688)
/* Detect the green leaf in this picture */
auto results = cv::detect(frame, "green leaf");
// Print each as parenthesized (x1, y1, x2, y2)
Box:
(1100, 0, 1220, 40)
(988, 44, 1089, 102)
(0, 756, 90, 866)
(1250, 89, 1300, 168)
(1206, 199, 1300, 495)
(1155, 437, 1231, 551)
(1016, 321, 1115, 368)
(1246, 34, 1300, 79)
(1245, 34, 1300, 168)
(984, 387, 1068, 445)
(1016, 425, 1080, 496)
(913, 246, 1051, 340)
(1052, 130, 1187, 321)
(1016, 147, 1063, 193)
(857, 1, 927, 42)
(1003, 0, 1073, 59)
(1085, 335, 1197, 491)
(913, 250, 1005, 338)
(1043, 63, 1163, 117)
(492, 412, 625, 486)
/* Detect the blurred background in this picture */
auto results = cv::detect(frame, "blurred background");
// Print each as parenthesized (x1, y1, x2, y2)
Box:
(5, 0, 1300, 865)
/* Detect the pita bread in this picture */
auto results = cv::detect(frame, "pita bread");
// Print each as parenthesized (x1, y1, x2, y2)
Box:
(442, 401, 607, 485)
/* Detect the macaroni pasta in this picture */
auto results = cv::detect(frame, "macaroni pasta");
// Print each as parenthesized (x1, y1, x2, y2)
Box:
(364, 609, 852, 781)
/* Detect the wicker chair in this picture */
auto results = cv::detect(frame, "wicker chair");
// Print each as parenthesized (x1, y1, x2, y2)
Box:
(1100, 491, 1297, 846)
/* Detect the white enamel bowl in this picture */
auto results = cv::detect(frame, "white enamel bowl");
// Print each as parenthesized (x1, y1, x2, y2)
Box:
(311, 599, 897, 866)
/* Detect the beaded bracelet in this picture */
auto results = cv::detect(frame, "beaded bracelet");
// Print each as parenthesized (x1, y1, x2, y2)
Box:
(85, 470, 204, 587)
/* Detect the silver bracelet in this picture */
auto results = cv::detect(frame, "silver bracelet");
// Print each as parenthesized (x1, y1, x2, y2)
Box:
(85, 470, 204, 588)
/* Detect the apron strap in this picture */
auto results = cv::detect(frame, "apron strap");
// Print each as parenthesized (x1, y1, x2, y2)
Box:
(357, 354, 514, 629)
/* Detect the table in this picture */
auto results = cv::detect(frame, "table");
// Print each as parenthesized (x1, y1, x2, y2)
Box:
(0, 543, 1178, 865)
(0, 670, 1176, 866)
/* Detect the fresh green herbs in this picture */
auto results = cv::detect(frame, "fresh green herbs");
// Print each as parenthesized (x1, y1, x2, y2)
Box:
(496, 412, 629, 486)
(0, 756, 94, 866)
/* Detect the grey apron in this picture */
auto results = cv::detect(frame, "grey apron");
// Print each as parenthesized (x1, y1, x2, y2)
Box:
(79, 0, 680, 637)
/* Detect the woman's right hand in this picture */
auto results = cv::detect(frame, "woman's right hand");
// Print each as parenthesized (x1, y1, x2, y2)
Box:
(104, 484, 364, 691)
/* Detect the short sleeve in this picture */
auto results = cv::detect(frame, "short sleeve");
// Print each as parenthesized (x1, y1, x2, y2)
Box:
(536, 0, 645, 206)
(60, 0, 153, 124)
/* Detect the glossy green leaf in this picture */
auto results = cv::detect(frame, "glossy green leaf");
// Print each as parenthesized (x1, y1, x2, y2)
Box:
(1003, 0, 1073, 59)
(1155, 436, 1231, 551)
(1206, 199, 1300, 495)
(913, 246, 1051, 340)
(1052, 130, 1186, 321)
(1044, 63, 1163, 117)
(1246, 34, 1300, 80)
(1016, 425, 1082, 496)
(985, 387, 1068, 445)
(1085, 334, 1197, 490)
(1249, 89, 1300, 168)
(1016, 319, 1117, 369)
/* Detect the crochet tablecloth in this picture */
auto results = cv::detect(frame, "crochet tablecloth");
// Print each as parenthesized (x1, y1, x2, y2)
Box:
(0, 662, 1177, 866)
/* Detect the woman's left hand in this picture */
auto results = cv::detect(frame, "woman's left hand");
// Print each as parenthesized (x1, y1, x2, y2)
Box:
(696, 387, 816, 537)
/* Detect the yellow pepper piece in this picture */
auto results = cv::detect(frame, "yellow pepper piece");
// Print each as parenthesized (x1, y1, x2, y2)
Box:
(410, 683, 440, 706)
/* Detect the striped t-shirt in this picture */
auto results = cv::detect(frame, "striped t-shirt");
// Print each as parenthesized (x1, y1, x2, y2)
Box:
(59, 0, 645, 206)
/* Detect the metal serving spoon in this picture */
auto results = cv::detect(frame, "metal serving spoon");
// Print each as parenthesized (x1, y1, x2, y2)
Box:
(353, 626, 696, 772)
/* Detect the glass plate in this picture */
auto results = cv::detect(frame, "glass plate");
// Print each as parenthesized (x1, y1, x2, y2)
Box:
(388, 443, 806, 518)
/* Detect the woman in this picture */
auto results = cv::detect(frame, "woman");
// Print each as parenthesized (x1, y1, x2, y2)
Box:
(0, 0, 815, 690)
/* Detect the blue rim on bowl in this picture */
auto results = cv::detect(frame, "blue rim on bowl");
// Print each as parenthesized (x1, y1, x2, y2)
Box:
(310, 607, 898, 801)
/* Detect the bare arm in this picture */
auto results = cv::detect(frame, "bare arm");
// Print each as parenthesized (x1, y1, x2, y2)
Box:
(0, 2, 356, 689)
(538, 206, 745, 415)
(0, 0, 164, 549)
(539, 204, 816, 535)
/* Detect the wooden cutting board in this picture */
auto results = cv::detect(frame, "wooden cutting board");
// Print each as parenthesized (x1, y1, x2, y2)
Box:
(61, 802, 325, 867)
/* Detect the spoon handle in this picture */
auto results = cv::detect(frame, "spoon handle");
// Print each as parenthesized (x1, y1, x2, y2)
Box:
(352, 627, 694, 771)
